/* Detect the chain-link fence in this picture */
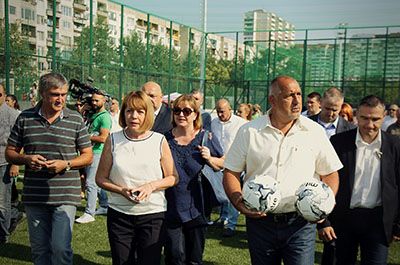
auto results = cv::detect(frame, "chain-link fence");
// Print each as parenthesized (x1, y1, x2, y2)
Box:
(1, 0, 399, 111)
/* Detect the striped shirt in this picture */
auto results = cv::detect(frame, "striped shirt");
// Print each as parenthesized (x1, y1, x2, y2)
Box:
(8, 103, 91, 206)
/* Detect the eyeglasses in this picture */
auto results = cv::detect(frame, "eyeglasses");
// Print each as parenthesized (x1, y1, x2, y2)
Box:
(75, 103, 82, 107)
(173, 107, 194, 117)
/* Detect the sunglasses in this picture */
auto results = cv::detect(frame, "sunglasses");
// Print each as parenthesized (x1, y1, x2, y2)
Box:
(173, 107, 194, 116)
(75, 103, 83, 107)
(389, 109, 396, 111)
(0, 93, 2, 97)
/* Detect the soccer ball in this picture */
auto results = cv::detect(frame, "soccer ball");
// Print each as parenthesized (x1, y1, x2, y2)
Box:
(295, 180, 336, 222)
(242, 175, 281, 213)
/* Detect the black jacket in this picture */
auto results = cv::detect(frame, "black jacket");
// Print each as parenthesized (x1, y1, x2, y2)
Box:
(152, 103, 173, 135)
(329, 129, 400, 244)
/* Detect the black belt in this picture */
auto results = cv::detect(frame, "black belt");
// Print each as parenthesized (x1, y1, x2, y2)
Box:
(266, 212, 299, 224)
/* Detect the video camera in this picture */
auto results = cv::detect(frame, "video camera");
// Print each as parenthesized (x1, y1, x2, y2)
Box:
(69, 78, 101, 105)
(69, 78, 110, 117)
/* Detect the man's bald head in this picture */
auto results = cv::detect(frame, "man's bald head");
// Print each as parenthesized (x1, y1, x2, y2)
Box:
(269, 76, 299, 97)
(216, 98, 232, 122)
(141, 81, 163, 111)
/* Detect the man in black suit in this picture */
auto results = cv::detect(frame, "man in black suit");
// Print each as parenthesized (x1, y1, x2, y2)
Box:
(319, 95, 400, 264)
(141, 81, 172, 135)
(309, 87, 355, 138)
(309, 87, 356, 265)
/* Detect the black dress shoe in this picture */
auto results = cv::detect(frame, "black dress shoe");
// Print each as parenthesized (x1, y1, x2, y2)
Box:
(222, 228, 235, 237)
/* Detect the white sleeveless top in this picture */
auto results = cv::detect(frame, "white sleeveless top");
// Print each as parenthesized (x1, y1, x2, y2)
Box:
(108, 130, 166, 215)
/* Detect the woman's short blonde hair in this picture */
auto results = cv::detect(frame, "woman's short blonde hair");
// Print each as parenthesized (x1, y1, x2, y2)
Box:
(172, 94, 202, 130)
(119, 91, 154, 133)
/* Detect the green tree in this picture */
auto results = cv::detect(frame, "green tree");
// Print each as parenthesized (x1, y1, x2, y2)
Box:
(62, 17, 118, 92)
(0, 20, 37, 95)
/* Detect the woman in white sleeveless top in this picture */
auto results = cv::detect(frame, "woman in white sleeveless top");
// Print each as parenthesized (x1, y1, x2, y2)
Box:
(96, 91, 178, 265)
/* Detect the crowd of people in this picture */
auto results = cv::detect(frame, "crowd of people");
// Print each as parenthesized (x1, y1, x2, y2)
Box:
(0, 73, 399, 265)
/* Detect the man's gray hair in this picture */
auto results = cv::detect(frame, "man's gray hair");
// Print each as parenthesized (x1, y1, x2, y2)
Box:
(322, 87, 344, 102)
(38, 73, 68, 95)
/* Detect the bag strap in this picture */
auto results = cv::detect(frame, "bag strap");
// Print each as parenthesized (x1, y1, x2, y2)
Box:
(201, 129, 209, 147)
(197, 129, 210, 221)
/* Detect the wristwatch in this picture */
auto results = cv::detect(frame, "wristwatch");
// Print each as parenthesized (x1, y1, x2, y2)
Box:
(65, 161, 72, 171)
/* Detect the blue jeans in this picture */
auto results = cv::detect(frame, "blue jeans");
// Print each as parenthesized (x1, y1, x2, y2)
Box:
(85, 153, 108, 216)
(220, 201, 239, 230)
(0, 164, 12, 242)
(25, 204, 76, 265)
(246, 214, 316, 265)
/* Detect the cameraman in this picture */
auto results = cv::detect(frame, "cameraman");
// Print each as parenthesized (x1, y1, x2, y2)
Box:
(76, 91, 112, 224)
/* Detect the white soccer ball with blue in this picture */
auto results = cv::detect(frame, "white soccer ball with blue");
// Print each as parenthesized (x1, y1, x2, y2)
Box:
(295, 180, 336, 222)
(242, 175, 281, 213)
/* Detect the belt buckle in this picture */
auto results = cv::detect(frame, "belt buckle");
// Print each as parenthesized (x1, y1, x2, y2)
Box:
(273, 213, 287, 223)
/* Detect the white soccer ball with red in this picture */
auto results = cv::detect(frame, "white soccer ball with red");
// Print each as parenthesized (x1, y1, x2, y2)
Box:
(295, 180, 336, 222)
(242, 175, 281, 213)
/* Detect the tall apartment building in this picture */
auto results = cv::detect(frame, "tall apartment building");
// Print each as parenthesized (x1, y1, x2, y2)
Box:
(243, 9, 295, 47)
(346, 33, 400, 80)
(0, 0, 243, 73)
(305, 33, 400, 85)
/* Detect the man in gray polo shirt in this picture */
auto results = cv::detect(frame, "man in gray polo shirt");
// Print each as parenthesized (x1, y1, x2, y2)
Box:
(5, 73, 93, 265)
(0, 83, 20, 244)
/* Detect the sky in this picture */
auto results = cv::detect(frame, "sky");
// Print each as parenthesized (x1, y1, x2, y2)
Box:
(117, 0, 400, 32)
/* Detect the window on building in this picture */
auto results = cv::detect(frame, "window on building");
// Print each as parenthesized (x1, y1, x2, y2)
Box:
(127, 17, 135, 26)
(37, 15, 46, 25)
(38, 61, 46, 71)
(108, 11, 116, 21)
(10, 5, 16, 15)
(37, 31, 45, 41)
(61, 6, 72, 17)
(62, 35, 72, 46)
(62, 20, 71, 29)
(37, 46, 45, 56)
(21, 8, 35, 21)
(21, 24, 36, 37)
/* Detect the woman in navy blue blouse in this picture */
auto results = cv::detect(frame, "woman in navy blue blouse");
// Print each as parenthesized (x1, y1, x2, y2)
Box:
(164, 94, 224, 265)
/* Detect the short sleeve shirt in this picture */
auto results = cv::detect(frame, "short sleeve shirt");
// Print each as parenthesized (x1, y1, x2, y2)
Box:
(88, 110, 112, 154)
(224, 111, 343, 213)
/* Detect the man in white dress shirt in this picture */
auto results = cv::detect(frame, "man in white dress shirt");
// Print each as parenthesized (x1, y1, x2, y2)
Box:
(109, 97, 122, 133)
(223, 76, 342, 265)
(211, 98, 247, 237)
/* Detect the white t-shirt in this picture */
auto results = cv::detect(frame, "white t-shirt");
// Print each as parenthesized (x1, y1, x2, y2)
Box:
(211, 114, 247, 153)
(110, 111, 122, 133)
(224, 110, 343, 213)
(108, 130, 166, 215)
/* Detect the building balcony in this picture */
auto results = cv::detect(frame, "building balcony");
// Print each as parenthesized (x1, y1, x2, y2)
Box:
(73, 1, 87, 12)
(97, 9, 108, 18)
(28, 36, 36, 44)
(46, 9, 61, 18)
(73, 15, 86, 25)
(46, 38, 62, 48)
(74, 25, 82, 33)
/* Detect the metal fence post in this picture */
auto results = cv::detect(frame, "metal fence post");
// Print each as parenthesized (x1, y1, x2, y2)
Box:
(118, 4, 124, 101)
(4, 0, 11, 93)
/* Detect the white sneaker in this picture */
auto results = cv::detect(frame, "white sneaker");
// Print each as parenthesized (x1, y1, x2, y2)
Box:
(95, 207, 108, 215)
(75, 213, 95, 224)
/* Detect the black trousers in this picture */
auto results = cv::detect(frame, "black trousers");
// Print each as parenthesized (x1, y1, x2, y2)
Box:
(164, 216, 207, 265)
(107, 208, 165, 265)
(334, 207, 388, 265)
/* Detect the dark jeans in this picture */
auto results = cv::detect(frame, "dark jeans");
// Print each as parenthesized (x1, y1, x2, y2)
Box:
(335, 207, 388, 265)
(164, 216, 207, 265)
(246, 213, 316, 265)
(107, 208, 165, 265)
(0, 165, 11, 242)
